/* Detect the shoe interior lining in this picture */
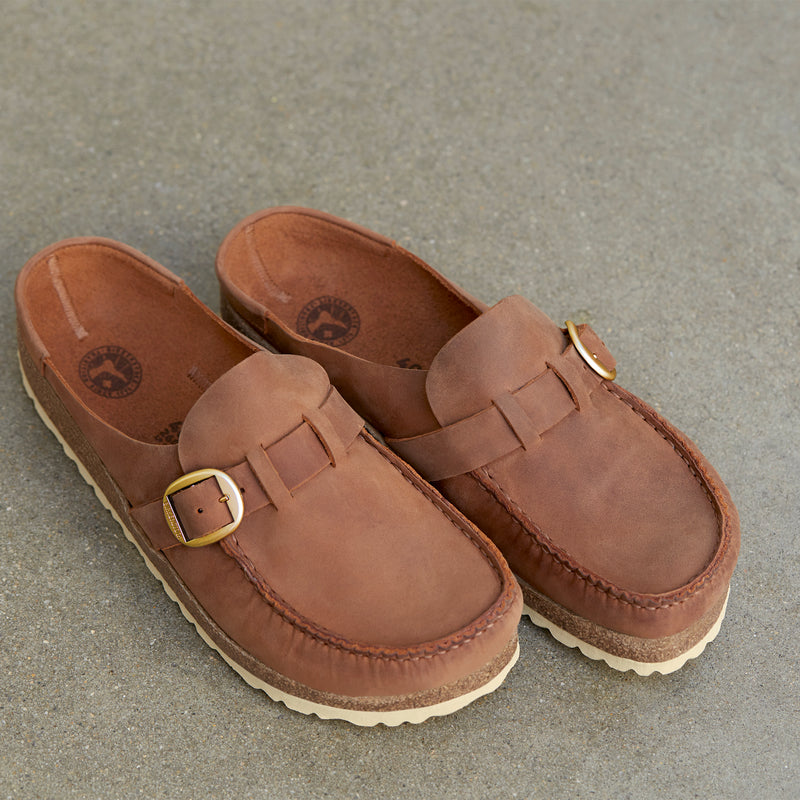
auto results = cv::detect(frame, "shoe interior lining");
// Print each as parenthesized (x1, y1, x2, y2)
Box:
(225, 212, 479, 370)
(22, 243, 252, 443)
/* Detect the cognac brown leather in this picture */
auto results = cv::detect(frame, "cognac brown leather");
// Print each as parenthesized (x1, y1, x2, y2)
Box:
(15, 237, 522, 724)
(216, 207, 741, 672)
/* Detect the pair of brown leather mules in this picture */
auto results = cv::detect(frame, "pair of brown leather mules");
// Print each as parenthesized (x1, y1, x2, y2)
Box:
(15, 207, 739, 726)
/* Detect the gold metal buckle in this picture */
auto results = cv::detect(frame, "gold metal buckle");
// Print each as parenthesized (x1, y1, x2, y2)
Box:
(565, 320, 617, 381)
(162, 468, 244, 547)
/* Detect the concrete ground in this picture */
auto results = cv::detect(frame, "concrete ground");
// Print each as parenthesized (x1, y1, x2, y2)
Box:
(1, 2, 798, 798)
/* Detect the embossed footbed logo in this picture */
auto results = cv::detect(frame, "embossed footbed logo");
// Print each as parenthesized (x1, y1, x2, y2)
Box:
(79, 345, 143, 399)
(296, 296, 360, 347)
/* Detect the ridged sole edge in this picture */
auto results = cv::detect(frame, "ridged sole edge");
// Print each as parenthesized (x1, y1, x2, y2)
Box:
(522, 592, 729, 676)
(19, 353, 519, 726)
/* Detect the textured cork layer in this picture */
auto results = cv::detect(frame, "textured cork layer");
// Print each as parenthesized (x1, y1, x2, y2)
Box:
(518, 575, 728, 675)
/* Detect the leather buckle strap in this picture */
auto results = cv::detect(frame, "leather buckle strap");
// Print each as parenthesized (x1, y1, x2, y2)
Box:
(387, 328, 615, 482)
(143, 388, 364, 550)
(162, 468, 244, 547)
(387, 369, 577, 481)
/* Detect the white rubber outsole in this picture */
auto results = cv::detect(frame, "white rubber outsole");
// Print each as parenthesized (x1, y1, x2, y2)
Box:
(20, 356, 519, 725)
(522, 591, 729, 676)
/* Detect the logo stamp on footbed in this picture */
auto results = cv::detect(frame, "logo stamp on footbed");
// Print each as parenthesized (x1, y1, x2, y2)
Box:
(79, 345, 143, 398)
(296, 296, 360, 347)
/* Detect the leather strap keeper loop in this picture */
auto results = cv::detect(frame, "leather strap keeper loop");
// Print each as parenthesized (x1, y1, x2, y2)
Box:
(303, 406, 346, 467)
(247, 446, 292, 511)
(493, 391, 540, 449)
(547, 350, 592, 412)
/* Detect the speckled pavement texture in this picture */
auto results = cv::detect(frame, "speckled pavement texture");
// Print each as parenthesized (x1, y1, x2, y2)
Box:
(1, 2, 798, 798)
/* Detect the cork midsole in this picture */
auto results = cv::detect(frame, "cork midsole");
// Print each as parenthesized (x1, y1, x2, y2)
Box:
(518, 575, 729, 675)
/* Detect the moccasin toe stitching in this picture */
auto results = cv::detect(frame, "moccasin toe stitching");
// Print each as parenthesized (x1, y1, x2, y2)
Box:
(215, 207, 741, 673)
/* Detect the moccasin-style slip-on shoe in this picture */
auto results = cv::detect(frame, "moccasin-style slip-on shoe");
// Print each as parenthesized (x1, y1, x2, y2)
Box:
(217, 207, 740, 676)
(15, 237, 522, 725)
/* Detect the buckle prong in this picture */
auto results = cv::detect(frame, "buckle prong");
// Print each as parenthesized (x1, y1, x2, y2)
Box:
(162, 468, 244, 547)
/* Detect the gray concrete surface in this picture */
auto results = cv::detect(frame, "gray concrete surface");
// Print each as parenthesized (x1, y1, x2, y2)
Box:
(1, 1, 798, 798)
